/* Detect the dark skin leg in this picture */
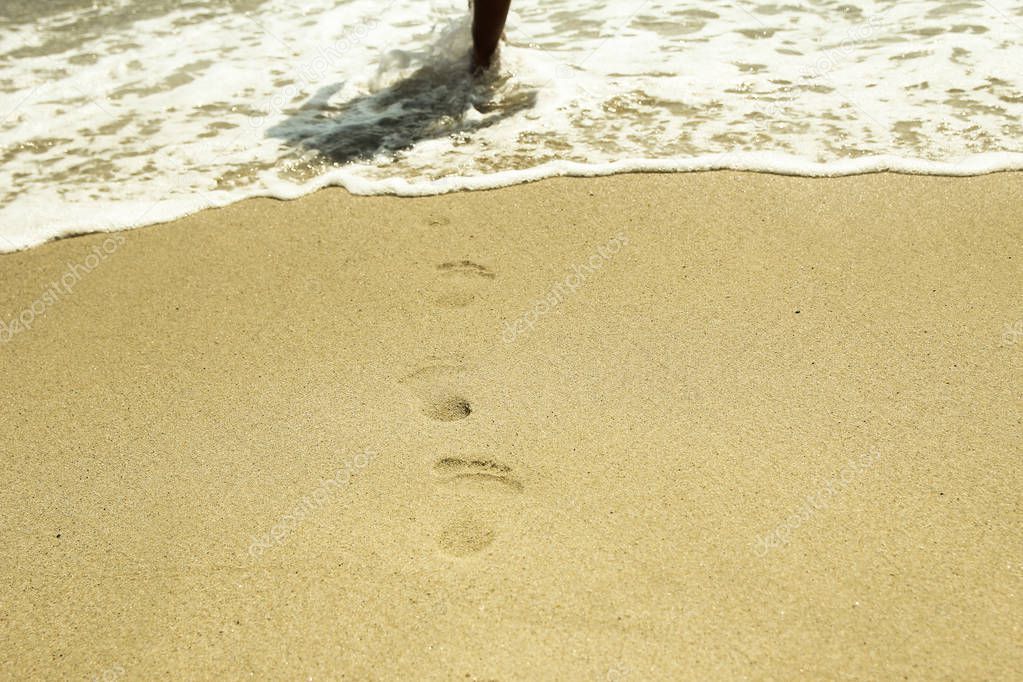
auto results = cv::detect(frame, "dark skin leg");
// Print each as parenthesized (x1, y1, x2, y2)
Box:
(471, 0, 512, 71)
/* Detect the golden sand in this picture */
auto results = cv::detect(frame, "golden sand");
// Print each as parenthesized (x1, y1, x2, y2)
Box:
(1, 172, 1020, 679)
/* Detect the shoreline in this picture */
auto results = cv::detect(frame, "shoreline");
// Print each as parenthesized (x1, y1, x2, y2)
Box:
(6, 158, 1023, 254)
(2, 172, 1020, 679)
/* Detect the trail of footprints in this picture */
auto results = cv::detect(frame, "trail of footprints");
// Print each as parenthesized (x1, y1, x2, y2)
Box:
(407, 259, 521, 558)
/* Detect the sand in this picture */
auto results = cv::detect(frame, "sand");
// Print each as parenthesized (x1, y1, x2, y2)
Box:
(0, 172, 1020, 680)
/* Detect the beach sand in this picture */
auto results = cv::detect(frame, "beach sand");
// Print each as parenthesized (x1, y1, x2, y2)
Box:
(1, 172, 1020, 680)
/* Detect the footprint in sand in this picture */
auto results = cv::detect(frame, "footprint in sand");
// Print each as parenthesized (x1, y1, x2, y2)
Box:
(400, 363, 473, 422)
(432, 260, 495, 308)
(434, 457, 524, 557)
(437, 516, 496, 557)
(402, 360, 521, 558)
(433, 457, 524, 493)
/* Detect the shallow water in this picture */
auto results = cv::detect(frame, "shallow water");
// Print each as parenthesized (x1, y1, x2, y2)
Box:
(2, 0, 1022, 251)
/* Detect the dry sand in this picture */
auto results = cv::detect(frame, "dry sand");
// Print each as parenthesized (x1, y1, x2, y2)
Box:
(1, 172, 1020, 680)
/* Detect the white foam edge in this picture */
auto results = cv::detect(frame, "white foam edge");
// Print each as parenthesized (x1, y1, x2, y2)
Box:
(4, 150, 1023, 253)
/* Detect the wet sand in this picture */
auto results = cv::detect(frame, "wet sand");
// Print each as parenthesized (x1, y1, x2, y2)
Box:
(1, 172, 1020, 680)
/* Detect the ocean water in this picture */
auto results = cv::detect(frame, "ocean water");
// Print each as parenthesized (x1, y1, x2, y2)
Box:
(2, 0, 1022, 251)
